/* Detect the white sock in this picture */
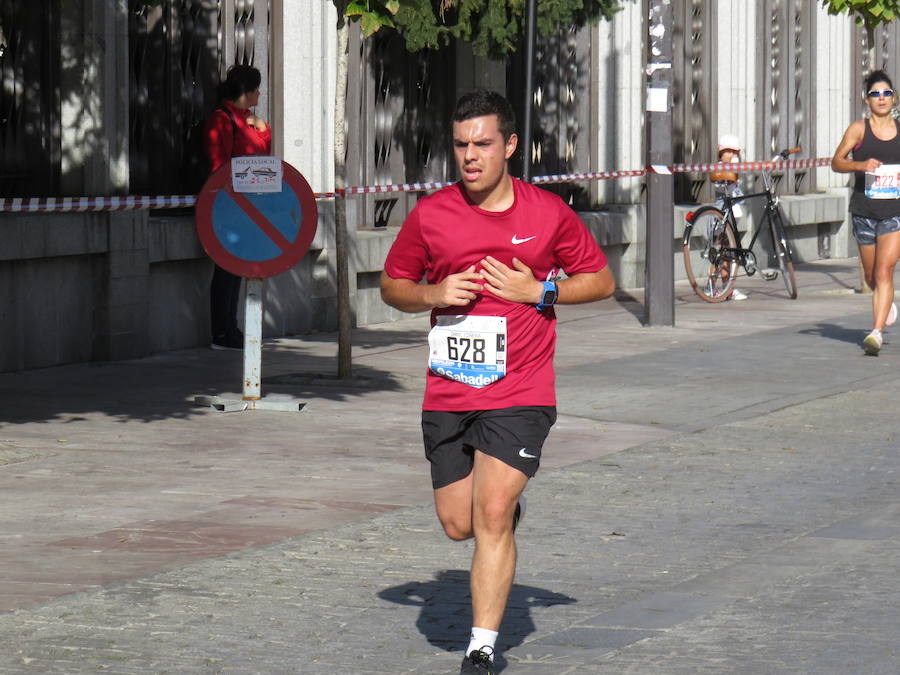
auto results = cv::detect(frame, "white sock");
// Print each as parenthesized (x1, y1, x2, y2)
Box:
(467, 627, 498, 660)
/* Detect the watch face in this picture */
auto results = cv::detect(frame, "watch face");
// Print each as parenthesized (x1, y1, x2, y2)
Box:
(543, 286, 558, 305)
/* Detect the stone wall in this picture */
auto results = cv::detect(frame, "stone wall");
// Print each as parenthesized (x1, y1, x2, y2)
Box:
(0, 189, 852, 373)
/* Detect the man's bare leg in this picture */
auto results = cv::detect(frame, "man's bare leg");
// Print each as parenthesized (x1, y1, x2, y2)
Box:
(432, 449, 529, 667)
(434, 471, 475, 542)
(469, 451, 529, 630)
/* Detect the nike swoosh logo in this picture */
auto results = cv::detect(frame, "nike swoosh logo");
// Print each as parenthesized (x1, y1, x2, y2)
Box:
(511, 235, 536, 245)
(518, 448, 538, 459)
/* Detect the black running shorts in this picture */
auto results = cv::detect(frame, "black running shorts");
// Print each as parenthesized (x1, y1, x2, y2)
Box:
(421, 406, 557, 490)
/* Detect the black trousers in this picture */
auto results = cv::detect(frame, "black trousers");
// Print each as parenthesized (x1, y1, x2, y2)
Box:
(210, 264, 242, 340)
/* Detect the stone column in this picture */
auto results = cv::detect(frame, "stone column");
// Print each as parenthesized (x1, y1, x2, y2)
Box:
(93, 211, 151, 362)
(590, 2, 644, 205)
(59, 0, 129, 195)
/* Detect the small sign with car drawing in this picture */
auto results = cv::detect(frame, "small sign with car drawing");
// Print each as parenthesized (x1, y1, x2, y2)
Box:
(231, 156, 282, 193)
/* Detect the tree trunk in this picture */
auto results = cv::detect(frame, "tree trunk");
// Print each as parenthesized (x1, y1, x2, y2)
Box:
(334, 17, 353, 377)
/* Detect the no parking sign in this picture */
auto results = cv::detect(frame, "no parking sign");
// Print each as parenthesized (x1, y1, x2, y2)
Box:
(195, 157, 318, 279)
(193, 157, 316, 412)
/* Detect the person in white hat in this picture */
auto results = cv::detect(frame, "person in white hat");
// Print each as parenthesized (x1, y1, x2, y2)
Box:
(711, 134, 748, 300)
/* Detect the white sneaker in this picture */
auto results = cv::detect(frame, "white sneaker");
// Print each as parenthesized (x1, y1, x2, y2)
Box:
(887, 302, 897, 327)
(864, 329, 883, 356)
(729, 288, 749, 301)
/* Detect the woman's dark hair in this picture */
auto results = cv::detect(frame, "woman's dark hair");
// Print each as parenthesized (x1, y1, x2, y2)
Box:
(865, 70, 894, 93)
(218, 64, 261, 102)
(452, 89, 517, 141)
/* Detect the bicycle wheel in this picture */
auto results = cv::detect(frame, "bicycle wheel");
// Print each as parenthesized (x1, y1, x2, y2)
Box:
(770, 212, 798, 299)
(683, 206, 738, 303)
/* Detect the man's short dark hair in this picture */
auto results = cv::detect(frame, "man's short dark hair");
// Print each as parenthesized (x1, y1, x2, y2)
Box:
(452, 90, 517, 141)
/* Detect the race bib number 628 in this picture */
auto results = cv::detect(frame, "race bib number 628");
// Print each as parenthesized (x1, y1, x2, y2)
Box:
(427, 315, 507, 388)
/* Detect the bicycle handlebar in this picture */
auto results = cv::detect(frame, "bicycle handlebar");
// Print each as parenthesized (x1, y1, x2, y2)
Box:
(777, 147, 801, 160)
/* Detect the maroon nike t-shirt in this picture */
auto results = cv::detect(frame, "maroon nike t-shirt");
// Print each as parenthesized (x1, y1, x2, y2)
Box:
(384, 177, 607, 412)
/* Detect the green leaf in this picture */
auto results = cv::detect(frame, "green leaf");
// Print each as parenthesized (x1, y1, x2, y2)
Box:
(359, 12, 394, 35)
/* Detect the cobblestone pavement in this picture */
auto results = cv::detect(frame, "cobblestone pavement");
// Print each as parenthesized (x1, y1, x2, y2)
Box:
(1, 259, 899, 673)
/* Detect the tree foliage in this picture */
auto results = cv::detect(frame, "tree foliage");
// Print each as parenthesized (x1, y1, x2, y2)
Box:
(820, 0, 900, 28)
(337, 0, 621, 59)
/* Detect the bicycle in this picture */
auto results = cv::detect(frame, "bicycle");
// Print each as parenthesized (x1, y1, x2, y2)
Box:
(681, 147, 799, 303)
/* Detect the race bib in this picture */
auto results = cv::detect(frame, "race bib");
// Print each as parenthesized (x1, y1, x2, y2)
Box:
(427, 315, 507, 388)
(865, 164, 900, 199)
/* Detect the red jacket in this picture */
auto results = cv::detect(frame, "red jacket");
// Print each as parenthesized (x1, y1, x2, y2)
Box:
(203, 100, 272, 173)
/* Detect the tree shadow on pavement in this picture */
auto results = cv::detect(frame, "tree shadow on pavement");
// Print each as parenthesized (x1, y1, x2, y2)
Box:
(378, 569, 576, 672)
(0, 345, 412, 426)
(798, 322, 866, 345)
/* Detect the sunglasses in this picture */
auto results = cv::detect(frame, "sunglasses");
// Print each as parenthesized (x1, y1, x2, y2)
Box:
(867, 89, 894, 98)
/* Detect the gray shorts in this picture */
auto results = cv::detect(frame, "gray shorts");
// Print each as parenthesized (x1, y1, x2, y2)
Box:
(852, 215, 900, 246)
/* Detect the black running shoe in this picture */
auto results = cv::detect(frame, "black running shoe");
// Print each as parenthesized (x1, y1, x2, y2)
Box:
(512, 496, 526, 533)
(460, 648, 495, 674)
(210, 333, 243, 351)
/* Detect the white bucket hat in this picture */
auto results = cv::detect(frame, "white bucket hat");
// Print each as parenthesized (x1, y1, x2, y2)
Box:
(717, 133, 742, 153)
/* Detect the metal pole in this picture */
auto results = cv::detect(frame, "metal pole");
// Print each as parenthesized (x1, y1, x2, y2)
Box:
(644, 0, 675, 326)
(521, 0, 537, 182)
(243, 277, 264, 400)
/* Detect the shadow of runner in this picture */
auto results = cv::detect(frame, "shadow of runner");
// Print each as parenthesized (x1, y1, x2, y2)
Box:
(378, 569, 577, 672)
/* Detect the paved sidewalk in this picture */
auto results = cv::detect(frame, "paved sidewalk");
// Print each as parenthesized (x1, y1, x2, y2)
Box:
(1, 258, 899, 673)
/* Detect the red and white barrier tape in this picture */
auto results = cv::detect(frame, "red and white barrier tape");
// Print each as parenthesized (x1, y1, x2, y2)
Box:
(533, 169, 647, 184)
(343, 180, 455, 195)
(0, 195, 197, 213)
(0, 157, 833, 212)
(665, 156, 832, 174)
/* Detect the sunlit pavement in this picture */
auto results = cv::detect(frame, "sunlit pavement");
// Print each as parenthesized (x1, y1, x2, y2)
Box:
(1, 258, 898, 673)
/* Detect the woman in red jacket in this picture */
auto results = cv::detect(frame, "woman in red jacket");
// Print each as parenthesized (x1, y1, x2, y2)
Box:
(203, 64, 272, 350)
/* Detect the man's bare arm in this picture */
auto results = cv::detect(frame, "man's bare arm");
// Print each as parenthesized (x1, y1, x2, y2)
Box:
(557, 266, 615, 304)
(380, 266, 483, 313)
(480, 256, 615, 305)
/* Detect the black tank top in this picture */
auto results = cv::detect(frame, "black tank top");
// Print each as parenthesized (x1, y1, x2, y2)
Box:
(850, 118, 900, 219)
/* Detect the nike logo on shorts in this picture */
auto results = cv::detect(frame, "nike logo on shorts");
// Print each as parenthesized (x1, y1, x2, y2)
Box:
(511, 235, 536, 245)
(518, 448, 538, 459)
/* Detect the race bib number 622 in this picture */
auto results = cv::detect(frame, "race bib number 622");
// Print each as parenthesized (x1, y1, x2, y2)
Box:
(427, 315, 507, 388)
(865, 164, 900, 199)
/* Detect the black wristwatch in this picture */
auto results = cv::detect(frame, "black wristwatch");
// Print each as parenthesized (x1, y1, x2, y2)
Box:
(534, 280, 558, 311)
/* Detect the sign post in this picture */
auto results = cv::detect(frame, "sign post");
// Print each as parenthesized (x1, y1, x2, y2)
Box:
(243, 277, 264, 400)
(193, 157, 318, 412)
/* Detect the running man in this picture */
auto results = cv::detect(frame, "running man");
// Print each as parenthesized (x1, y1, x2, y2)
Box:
(380, 90, 614, 674)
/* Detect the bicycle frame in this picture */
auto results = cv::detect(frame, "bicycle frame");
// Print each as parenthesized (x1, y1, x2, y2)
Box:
(712, 163, 789, 272)
(682, 149, 799, 302)
(717, 187, 778, 266)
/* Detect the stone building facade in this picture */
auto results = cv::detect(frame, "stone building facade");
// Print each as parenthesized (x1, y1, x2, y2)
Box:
(0, 1, 894, 371)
